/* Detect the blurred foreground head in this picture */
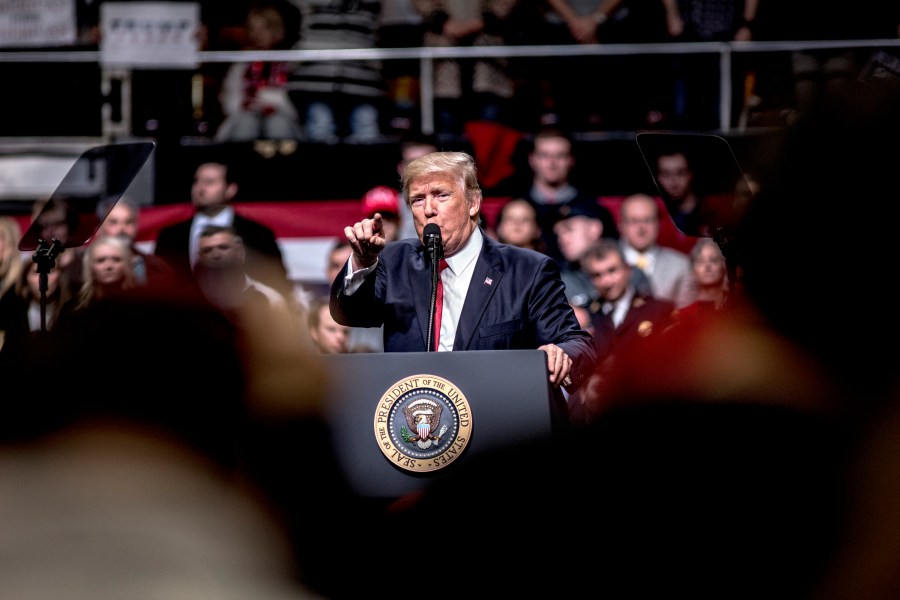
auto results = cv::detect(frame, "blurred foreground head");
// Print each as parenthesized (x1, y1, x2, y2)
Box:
(4, 281, 326, 454)
(739, 76, 900, 413)
(0, 286, 329, 598)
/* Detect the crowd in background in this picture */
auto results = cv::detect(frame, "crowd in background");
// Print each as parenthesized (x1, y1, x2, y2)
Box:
(1, 1, 900, 598)
(57, 0, 900, 143)
(2, 74, 899, 597)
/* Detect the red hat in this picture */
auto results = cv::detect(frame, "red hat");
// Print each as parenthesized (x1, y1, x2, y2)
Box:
(362, 185, 401, 218)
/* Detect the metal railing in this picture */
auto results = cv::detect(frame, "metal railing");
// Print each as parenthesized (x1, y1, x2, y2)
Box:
(1, 37, 898, 140)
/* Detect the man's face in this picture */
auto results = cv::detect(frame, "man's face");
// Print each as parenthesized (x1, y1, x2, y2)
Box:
(585, 253, 631, 302)
(198, 232, 244, 269)
(553, 216, 602, 262)
(656, 153, 693, 201)
(619, 198, 659, 252)
(191, 163, 236, 210)
(408, 173, 481, 258)
(310, 304, 349, 354)
(100, 204, 138, 242)
(529, 137, 574, 187)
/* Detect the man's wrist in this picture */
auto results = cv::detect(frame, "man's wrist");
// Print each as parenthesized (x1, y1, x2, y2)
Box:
(351, 255, 377, 272)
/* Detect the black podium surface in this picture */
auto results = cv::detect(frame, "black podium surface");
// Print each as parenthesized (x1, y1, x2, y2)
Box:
(320, 350, 558, 498)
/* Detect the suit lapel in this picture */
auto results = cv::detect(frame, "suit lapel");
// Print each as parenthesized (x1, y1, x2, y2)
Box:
(455, 240, 501, 350)
(409, 247, 433, 349)
(619, 294, 654, 333)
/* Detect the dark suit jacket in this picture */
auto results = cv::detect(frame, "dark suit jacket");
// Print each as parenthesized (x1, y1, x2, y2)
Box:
(330, 233, 596, 391)
(153, 212, 290, 296)
(590, 291, 677, 363)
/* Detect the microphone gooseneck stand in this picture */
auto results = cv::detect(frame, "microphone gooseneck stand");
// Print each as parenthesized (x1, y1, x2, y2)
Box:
(424, 224, 443, 352)
(32, 238, 65, 333)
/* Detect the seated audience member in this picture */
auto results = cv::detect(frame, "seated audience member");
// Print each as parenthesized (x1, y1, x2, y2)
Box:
(494, 197, 545, 253)
(215, 0, 304, 142)
(517, 127, 618, 264)
(676, 237, 729, 324)
(307, 295, 350, 354)
(96, 196, 175, 289)
(552, 198, 614, 309)
(194, 225, 293, 321)
(653, 146, 708, 236)
(574, 238, 677, 420)
(192, 225, 316, 412)
(618, 192, 697, 308)
(67, 234, 136, 316)
(154, 160, 291, 300)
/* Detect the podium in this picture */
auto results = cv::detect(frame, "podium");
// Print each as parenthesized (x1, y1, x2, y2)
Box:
(320, 349, 562, 498)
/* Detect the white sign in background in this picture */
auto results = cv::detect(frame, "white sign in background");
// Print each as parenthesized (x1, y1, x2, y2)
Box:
(100, 2, 199, 68)
(0, 0, 76, 47)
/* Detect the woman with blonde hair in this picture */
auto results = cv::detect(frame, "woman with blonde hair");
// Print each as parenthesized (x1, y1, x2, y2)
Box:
(0, 217, 24, 352)
(0, 217, 23, 301)
(72, 234, 135, 311)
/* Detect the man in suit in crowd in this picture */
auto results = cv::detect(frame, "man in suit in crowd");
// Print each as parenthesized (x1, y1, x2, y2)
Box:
(153, 160, 291, 299)
(618, 193, 697, 308)
(574, 238, 677, 418)
(583, 237, 677, 361)
(330, 151, 595, 394)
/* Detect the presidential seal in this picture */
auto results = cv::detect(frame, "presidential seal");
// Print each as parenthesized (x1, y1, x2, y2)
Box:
(373, 374, 473, 473)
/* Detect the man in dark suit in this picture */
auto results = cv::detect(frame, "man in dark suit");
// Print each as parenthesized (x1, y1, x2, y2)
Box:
(330, 151, 595, 394)
(575, 237, 677, 421)
(153, 160, 290, 298)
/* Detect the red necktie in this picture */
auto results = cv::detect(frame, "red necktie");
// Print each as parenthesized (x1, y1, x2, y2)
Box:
(433, 259, 449, 351)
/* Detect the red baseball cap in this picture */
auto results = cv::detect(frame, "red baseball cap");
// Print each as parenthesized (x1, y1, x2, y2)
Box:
(362, 185, 401, 218)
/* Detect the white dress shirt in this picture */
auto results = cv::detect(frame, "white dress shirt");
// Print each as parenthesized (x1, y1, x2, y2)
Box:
(436, 227, 482, 351)
(609, 285, 635, 328)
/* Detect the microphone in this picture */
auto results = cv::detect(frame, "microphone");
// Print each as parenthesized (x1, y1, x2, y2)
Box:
(424, 223, 443, 352)
(423, 223, 443, 264)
